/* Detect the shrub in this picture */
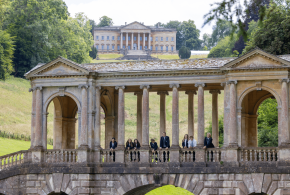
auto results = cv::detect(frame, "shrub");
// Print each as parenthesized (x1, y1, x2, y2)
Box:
(178, 47, 191, 59)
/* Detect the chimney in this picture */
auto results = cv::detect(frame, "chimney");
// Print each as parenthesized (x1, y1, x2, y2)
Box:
(125, 22, 127, 25)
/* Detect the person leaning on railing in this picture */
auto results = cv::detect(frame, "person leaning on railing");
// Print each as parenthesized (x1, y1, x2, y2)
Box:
(125, 139, 134, 161)
(203, 133, 215, 161)
(110, 137, 118, 162)
(188, 135, 197, 161)
(150, 139, 158, 161)
(159, 132, 170, 162)
(133, 139, 141, 162)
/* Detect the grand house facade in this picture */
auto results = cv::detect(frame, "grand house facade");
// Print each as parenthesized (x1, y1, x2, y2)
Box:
(93, 21, 177, 54)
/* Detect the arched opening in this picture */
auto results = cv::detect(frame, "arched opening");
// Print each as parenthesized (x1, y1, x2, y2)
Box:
(48, 192, 68, 195)
(240, 89, 278, 147)
(126, 185, 193, 195)
(47, 95, 78, 149)
(249, 193, 267, 195)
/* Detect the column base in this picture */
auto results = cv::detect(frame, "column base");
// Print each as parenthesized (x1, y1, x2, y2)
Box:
(223, 148, 239, 167)
(115, 149, 125, 163)
(169, 149, 180, 163)
(31, 147, 44, 163)
(278, 148, 290, 163)
(77, 147, 89, 163)
(94, 147, 102, 163)
(139, 149, 150, 163)
(194, 148, 206, 163)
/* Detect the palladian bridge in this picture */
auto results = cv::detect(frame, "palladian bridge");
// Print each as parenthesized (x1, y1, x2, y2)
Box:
(1, 48, 290, 195)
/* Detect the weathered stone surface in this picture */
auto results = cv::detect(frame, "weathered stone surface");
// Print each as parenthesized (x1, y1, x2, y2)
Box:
(268, 181, 278, 195)
(262, 174, 272, 193)
(218, 188, 235, 194)
(193, 181, 204, 195)
(53, 173, 63, 192)
(243, 174, 255, 194)
(251, 173, 264, 193)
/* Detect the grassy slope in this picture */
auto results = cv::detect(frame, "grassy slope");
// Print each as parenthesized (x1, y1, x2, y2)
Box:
(146, 185, 193, 195)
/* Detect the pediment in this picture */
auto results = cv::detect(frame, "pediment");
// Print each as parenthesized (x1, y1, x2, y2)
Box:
(222, 48, 290, 69)
(25, 56, 89, 78)
(122, 22, 149, 30)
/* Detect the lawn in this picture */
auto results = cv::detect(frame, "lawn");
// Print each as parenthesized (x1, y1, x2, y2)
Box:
(146, 185, 193, 195)
(151, 54, 208, 60)
(91, 59, 132, 63)
(97, 53, 123, 59)
(0, 137, 53, 156)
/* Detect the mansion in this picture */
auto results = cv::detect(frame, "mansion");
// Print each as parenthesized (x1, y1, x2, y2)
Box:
(93, 21, 177, 54)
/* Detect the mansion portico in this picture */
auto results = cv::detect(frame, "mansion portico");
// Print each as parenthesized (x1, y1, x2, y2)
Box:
(94, 21, 177, 53)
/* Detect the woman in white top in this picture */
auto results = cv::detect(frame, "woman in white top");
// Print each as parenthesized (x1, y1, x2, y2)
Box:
(188, 135, 197, 148)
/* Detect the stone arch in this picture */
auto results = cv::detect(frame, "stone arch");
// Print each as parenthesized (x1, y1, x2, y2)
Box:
(47, 192, 68, 195)
(124, 184, 158, 195)
(45, 91, 81, 149)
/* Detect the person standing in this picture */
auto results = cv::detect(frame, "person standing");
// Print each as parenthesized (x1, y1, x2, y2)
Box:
(133, 139, 141, 162)
(109, 137, 118, 162)
(125, 138, 134, 161)
(182, 134, 189, 148)
(159, 132, 170, 162)
(150, 138, 158, 161)
(203, 133, 215, 162)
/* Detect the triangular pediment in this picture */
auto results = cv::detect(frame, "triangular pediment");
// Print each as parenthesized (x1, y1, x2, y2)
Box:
(121, 21, 149, 30)
(25, 56, 89, 78)
(222, 48, 290, 69)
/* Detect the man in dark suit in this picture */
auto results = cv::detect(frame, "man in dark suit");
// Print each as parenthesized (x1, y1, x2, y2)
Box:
(159, 132, 170, 162)
(203, 133, 215, 162)
(109, 137, 117, 162)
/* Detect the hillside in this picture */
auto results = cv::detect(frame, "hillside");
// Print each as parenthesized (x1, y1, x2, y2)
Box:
(0, 77, 224, 151)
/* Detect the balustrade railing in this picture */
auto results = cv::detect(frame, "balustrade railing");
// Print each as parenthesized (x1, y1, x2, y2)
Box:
(240, 147, 278, 162)
(206, 148, 222, 162)
(180, 148, 196, 162)
(150, 149, 170, 163)
(125, 150, 140, 163)
(0, 150, 29, 170)
(101, 149, 114, 163)
(45, 149, 77, 163)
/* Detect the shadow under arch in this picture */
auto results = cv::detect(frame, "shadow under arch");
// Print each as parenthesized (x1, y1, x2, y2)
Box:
(48, 192, 68, 195)
(249, 193, 267, 195)
(123, 184, 160, 195)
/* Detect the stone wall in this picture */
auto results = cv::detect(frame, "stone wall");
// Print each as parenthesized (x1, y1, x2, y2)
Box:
(1, 173, 289, 195)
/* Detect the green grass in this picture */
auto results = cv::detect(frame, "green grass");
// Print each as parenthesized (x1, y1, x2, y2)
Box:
(146, 185, 194, 195)
(0, 137, 53, 156)
(151, 54, 208, 60)
(97, 53, 123, 59)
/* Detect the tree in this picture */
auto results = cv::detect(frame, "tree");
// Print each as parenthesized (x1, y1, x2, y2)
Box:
(208, 34, 238, 58)
(206, 117, 224, 148)
(97, 16, 113, 27)
(89, 46, 97, 59)
(180, 20, 202, 50)
(178, 47, 191, 59)
(163, 21, 183, 50)
(89, 19, 96, 37)
(210, 20, 232, 48)
(0, 30, 14, 80)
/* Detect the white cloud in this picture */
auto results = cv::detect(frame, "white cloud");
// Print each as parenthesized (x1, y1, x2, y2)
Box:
(63, 0, 217, 38)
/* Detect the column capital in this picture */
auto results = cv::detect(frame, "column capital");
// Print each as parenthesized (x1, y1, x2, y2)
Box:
(209, 90, 221, 94)
(157, 91, 169, 95)
(29, 88, 34, 92)
(140, 84, 150, 90)
(194, 83, 205, 88)
(34, 86, 43, 91)
(226, 80, 237, 85)
(185, 90, 197, 95)
(280, 78, 290, 83)
(134, 91, 143, 95)
(115, 86, 125, 90)
(169, 83, 180, 88)
(221, 82, 228, 87)
(42, 112, 49, 116)
(78, 84, 88, 89)
(96, 85, 101, 90)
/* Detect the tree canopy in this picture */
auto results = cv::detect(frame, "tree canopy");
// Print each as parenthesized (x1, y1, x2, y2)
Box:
(0, 30, 14, 80)
(97, 16, 113, 27)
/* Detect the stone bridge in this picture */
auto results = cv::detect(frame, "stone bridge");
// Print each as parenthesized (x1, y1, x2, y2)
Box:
(2, 48, 290, 194)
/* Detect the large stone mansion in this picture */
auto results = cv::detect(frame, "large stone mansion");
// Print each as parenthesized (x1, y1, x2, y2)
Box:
(93, 21, 177, 54)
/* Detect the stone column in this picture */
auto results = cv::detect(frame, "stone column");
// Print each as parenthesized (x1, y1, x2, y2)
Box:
(34, 86, 43, 148)
(94, 86, 101, 150)
(157, 91, 168, 137)
(228, 81, 238, 147)
(143, 33, 145, 50)
(210, 90, 220, 148)
(195, 83, 205, 147)
(115, 86, 125, 163)
(42, 112, 48, 149)
(222, 83, 230, 147)
(88, 82, 95, 149)
(280, 79, 289, 145)
(170, 84, 180, 149)
(131, 33, 134, 50)
(125, 32, 128, 48)
(29, 88, 36, 148)
(138, 33, 140, 50)
(78, 84, 89, 148)
(134, 92, 143, 142)
(185, 90, 196, 137)
(140, 85, 150, 148)
(120, 32, 123, 49)
(148, 33, 151, 50)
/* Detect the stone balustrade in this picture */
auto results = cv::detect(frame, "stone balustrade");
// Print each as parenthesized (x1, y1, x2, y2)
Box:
(45, 149, 77, 163)
(0, 150, 29, 170)
(100, 149, 114, 163)
(240, 147, 279, 162)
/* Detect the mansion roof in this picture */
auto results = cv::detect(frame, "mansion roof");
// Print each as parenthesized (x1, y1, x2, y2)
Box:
(24, 49, 290, 78)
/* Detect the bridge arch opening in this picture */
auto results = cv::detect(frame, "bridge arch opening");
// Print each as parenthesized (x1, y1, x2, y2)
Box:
(46, 95, 78, 149)
(124, 185, 193, 195)
(48, 192, 68, 195)
(240, 89, 278, 147)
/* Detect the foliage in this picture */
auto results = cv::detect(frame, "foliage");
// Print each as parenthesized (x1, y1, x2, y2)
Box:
(0, 30, 14, 80)
(208, 34, 238, 58)
(3, 0, 93, 77)
(89, 19, 96, 37)
(179, 47, 191, 59)
(243, 2, 290, 55)
(97, 16, 113, 27)
(89, 46, 98, 59)
(206, 117, 224, 148)
(257, 98, 278, 147)
(146, 185, 193, 195)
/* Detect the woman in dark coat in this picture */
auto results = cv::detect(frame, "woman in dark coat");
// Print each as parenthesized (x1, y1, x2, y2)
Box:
(133, 139, 141, 162)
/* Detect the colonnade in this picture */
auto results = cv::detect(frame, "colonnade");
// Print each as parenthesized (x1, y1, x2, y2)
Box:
(120, 32, 151, 50)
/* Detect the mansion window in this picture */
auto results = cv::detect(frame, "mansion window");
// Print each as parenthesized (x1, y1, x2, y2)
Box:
(155, 37, 158, 41)
(150, 37, 152, 41)
(166, 37, 168, 41)
(112, 36, 115, 40)
(166, 46, 168, 51)
(123, 36, 125, 40)
(107, 45, 109, 50)
(171, 37, 174, 41)
(107, 36, 109, 40)
(134, 37, 136, 41)
(118, 45, 120, 50)
(96, 45, 99, 50)
(145, 37, 147, 41)
(161, 46, 163, 51)
(118, 36, 120, 40)
(112, 45, 115, 50)
(151, 46, 153, 50)
(171, 46, 174, 51)
(145, 46, 147, 49)
(96, 36, 99, 40)
(128, 36, 131, 41)
(140, 37, 142, 41)
(102, 36, 104, 40)
(155, 46, 158, 51)
(140, 46, 142, 50)
(128, 46, 131, 50)
(123, 45, 125, 49)
(161, 37, 163, 41)
(102, 45, 104, 50)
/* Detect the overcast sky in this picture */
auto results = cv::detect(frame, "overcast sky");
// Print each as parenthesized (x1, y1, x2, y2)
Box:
(63, 0, 218, 38)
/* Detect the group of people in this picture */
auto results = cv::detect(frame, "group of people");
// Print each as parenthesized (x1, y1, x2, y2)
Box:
(109, 132, 215, 162)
